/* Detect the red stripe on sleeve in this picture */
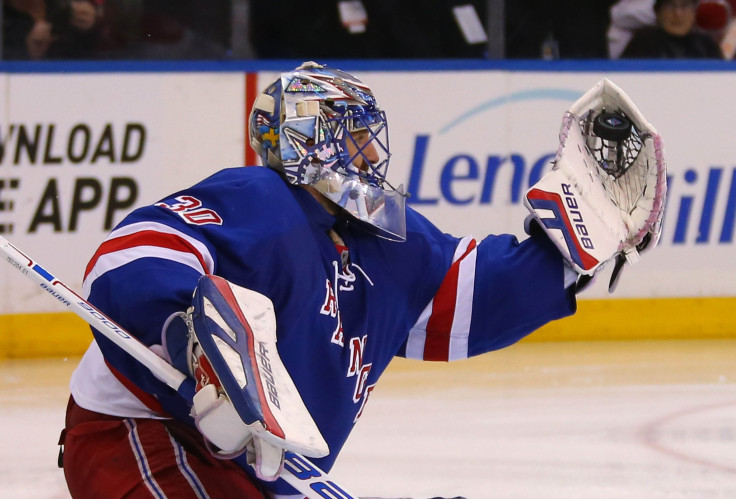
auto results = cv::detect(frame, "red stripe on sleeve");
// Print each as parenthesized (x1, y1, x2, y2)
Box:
(423, 240, 477, 361)
(84, 230, 209, 280)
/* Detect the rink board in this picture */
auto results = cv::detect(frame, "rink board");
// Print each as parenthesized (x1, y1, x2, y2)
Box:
(0, 61, 734, 357)
(1, 296, 733, 359)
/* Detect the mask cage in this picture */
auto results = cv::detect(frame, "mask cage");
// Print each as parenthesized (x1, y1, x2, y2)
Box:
(323, 106, 391, 189)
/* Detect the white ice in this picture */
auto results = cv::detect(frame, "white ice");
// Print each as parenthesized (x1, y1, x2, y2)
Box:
(1, 340, 735, 499)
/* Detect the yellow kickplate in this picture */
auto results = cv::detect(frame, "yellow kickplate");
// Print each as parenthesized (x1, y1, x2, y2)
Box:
(528, 296, 736, 342)
(0, 296, 734, 358)
(0, 313, 92, 359)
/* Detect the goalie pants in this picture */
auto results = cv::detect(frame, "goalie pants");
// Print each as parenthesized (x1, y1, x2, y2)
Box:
(59, 396, 267, 499)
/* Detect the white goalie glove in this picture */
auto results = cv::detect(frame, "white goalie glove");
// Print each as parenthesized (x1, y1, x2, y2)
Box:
(163, 275, 328, 481)
(524, 78, 667, 293)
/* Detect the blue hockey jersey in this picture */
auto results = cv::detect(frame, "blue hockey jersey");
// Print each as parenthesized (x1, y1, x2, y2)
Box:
(70, 166, 576, 495)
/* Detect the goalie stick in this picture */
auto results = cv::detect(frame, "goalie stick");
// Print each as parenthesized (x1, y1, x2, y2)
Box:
(0, 235, 358, 499)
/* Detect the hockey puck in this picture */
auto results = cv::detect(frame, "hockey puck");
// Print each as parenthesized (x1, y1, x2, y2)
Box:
(593, 112, 632, 141)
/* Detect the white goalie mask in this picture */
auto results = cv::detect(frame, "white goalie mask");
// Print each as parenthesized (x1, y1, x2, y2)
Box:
(248, 62, 407, 241)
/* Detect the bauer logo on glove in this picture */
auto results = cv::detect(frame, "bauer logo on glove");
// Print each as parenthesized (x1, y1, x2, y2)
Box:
(523, 78, 667, 293)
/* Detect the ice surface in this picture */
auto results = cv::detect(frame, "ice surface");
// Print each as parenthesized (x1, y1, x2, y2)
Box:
(1, 340, 735, 499)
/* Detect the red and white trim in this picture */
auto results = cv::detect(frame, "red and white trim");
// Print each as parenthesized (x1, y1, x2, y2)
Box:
(406, 236, 478, 361)
(73, 221, 215, 420)
(82, 221, 215, 298)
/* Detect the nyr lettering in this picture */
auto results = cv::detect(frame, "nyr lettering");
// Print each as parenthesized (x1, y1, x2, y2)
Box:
(320, 278, 344, 346)
(318, 258, 376, 419)
(348, 336, 371, 398)
(347, 334, 373, 422)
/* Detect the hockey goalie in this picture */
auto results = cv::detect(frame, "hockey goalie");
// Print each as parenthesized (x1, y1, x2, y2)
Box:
(56, 63, 666, 499)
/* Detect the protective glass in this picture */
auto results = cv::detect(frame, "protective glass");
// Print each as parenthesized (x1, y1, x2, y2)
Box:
(308, 164, 407, 241)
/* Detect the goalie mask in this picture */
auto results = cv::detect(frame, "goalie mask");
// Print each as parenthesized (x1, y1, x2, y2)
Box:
(248, 62, 407, 241)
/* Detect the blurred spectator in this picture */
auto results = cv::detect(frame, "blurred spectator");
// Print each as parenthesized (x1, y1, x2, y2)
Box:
(116, 0, 230, 59)
(249, 0, 489, 59)
(2, 0, 231, 60)
(505, 0, 617, 59)
(371, 0, 489, 58)
(694, 0, 733, 58)
(249, 0, 372, 59)
(81, 0, 231, 60)
(48, 0, 104, 58)
(3, 0, 46, 59)
(696, 0, 732, 38)
(608, 0, 656, 59)
(3, 0, 103, 59)
(718, 0, 736, 58)
(621, 0, 724, 58)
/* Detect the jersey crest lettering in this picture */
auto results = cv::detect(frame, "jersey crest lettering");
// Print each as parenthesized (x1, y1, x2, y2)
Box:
(354, 383, 375, 423)
(321, 279, 338, 316)
(320, 278, 345, 346)
(347, 336, 366, 377)
(347, 335, 372, 405)
(352, 363, 372, 404)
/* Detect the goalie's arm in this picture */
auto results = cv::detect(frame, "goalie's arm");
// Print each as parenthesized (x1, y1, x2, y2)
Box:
(83, 216, 330, 477)
(84, 255, 208, 418)
(89, 261, 328, 481)
(399, 224, 577, 361)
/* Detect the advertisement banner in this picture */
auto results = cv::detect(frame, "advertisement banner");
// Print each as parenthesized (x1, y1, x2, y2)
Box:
(1, 66, 733, 356)
(0, 72, 245, 318)
(365, 70, 736, 299)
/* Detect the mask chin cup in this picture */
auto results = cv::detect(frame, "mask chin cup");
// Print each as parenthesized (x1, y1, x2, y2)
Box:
(311, 166, 406, 242)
